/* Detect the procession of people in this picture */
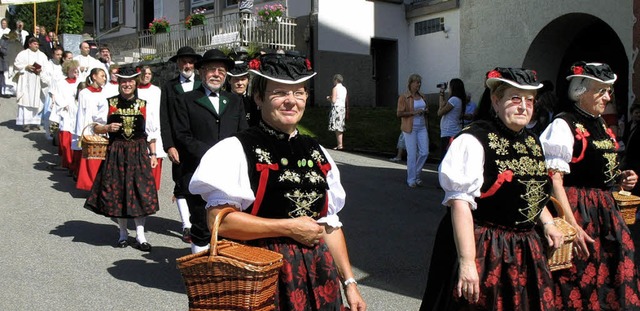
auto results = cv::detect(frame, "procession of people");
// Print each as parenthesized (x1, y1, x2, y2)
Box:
(5, 19, 640, 310)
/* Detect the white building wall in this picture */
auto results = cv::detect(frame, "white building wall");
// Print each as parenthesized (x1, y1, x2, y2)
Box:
(407, 9, 460, 94)
(460, 0, 633, 99)
(155, 0, 180, 25)
(317, 0, 373, 55)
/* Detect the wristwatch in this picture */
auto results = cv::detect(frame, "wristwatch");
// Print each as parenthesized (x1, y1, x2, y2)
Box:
(343, 277, 358, 287)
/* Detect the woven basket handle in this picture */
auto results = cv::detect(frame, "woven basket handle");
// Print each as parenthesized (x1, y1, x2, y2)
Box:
(548, 196, 566, 220)
(209, 207, 237, 261)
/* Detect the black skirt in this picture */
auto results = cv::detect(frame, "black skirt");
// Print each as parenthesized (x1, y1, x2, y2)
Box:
(84, 138, 159, 218)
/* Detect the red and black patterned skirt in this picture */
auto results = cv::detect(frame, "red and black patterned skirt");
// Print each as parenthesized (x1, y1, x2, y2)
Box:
(249, 237, 346, 311)
(553, 187, 640, 310)
(421, 211, 556, 311)
(84, 138, 159, 218)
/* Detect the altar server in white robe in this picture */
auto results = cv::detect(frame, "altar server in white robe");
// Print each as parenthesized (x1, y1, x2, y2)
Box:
(14, 37, 49, 132)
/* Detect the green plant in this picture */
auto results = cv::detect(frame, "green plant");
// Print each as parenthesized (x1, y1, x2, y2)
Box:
(256, 3, 285, 23)
(8, 0, 83, 34)
(149, 17, 170, 34)
(185, 8, 206, 29)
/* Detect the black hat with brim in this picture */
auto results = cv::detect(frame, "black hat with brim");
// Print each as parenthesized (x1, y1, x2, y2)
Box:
(114, 66, 140, 79)
(566, 61, 617, 84)
(195, 49, 235, 70)
(228, 61, 249, 77)
(485, 67, 543, 90)
(248, 52, 316, 84)
(168, 46, 202, 63)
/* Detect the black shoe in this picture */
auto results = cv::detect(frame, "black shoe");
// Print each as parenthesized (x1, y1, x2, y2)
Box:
(182, 228, 192, 243)
(22, 125, 29, 132)
(138, 242, 152, 252)
(116, 239, 129, 248)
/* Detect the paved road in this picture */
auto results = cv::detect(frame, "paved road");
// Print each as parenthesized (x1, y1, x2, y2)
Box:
(0, 97, 446, 310)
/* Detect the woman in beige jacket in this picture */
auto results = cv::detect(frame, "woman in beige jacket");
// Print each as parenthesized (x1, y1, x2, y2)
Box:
(397, 73, 429, 187)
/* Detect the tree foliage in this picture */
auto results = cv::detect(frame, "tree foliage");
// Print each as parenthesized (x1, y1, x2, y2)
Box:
(7, 0, 84, 34)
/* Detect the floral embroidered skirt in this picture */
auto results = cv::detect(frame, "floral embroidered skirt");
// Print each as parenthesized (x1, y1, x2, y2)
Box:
(553, 187, 640, 310)
(249, 237, 346, 311)
(328, 106, 346, 132)
(420, 211, 556, 311)
(84, 138, 159, 218)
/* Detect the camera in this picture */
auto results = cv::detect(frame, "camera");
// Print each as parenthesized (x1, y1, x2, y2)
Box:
(436, 82, 448, 90)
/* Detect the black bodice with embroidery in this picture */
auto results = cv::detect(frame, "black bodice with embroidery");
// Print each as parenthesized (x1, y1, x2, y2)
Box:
(106, 95, 147, 142)
(236, 121, 331, 220)
(463, 119, 551, 229)
(557, 107, 620, 190)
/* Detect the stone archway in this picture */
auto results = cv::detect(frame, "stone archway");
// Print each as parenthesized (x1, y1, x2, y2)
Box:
(523, 13, 628, 115)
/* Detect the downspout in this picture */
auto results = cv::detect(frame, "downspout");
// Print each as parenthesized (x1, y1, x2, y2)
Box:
(308, 0, 318, 106)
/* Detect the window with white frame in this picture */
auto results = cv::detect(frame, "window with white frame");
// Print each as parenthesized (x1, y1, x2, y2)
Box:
(191, 0, 215, 12)
(111, 0, 123, 27)
(415, 17, 444, 36)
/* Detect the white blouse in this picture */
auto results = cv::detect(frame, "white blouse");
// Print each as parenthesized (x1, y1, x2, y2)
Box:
(189, 136, 346, 228)
(539, 118, 574, 174)
(438, 133, 485, 210)
(72, 88, 108, 150)
(137, 85, 166, 158)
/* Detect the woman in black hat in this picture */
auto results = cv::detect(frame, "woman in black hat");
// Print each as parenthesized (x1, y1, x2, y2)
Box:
(540, 62, 640, 310)
(420, 67, 564, 310)
(189, 52, 366, 310)
(84, 66, 159, 252)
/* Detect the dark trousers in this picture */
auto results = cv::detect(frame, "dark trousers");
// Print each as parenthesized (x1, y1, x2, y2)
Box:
(185, 193, 210, 246)
(440, 136, 452, 161)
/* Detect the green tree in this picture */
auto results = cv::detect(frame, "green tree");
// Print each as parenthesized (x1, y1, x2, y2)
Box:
(8, 0, 83, 34)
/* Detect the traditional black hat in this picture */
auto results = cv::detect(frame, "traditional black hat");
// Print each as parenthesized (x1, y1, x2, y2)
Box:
(168, 46, 202, 63)
(195, 49, 235, 70)
(485, 67, 543, 90)
(566, 61, 617, 84)
(248, 51, 316, 84)
(114, 66, 140, 79)
(228, 61, 249, 77)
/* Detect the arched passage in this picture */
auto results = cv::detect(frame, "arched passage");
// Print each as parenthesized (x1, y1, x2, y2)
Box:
(524, 13, 628, 115)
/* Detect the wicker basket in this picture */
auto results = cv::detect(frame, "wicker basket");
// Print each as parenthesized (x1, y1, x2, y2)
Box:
(176, 207, 283, 311)
(547, 196, 578, 272)
(613, 191, 640, 225)
(80, 123, 109, 160)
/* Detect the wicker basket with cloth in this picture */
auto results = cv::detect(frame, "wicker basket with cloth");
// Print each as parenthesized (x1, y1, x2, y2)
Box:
(546, 196, 578, 271)
(80, 123, 109, 160)
(176, 207, 284, 311)
(613, 190, 640, 225)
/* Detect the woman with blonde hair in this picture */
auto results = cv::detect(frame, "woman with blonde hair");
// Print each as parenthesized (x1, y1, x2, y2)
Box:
(397, 74, 429, 187)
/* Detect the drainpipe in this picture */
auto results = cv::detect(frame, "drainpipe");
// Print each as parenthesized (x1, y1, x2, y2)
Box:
(308, 0, 318, 106)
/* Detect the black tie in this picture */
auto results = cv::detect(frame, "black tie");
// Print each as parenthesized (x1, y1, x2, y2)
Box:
(184, 78, 191, 83)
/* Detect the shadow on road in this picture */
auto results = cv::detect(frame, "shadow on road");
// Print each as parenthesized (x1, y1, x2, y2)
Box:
(107, 247, 188, 294)
(334, 159, 445, 300)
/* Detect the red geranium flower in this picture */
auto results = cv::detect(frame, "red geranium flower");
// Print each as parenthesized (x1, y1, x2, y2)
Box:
(572, 66, 584, 75)
(136, 67, 141, 73)
(249, 59, 261, 70)
(305, 58, 312, 70)
(531, 70, 538, 81)
(487, 70, 502, 79)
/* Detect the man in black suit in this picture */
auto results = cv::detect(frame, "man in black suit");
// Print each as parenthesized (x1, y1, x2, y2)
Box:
(160, 46, 202, 244)
(172, 49, 248, 253)
(37, 25, 52, 59)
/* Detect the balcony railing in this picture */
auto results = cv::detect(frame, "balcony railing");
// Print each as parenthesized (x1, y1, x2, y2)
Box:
(138, 13, 297, 60)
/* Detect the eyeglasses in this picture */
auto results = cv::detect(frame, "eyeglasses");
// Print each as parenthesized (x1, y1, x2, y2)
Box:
(594, 87, 613, 97)
(508, 95, 535, 107)
(200, 66, 227, 75)
(270, 89, 307, 100)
